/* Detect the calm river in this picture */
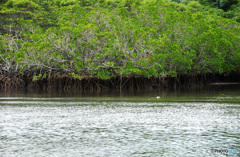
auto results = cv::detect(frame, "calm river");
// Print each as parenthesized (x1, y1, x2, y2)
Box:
(0, 86, 240, 157)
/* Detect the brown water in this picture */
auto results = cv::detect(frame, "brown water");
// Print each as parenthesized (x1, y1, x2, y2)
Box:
(0, 86, 240, 156)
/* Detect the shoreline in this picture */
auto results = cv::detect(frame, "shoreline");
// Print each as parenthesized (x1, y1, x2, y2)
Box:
(1, 72, 240, 91)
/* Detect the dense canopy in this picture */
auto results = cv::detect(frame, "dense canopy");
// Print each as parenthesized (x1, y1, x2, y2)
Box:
(0, 0, 240, 80)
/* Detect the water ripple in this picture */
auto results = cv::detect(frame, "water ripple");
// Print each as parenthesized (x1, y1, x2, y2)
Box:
(0, 100, 239, 157)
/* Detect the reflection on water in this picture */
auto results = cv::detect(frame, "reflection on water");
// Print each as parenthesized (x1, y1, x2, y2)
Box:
(0, 86, 240, 156)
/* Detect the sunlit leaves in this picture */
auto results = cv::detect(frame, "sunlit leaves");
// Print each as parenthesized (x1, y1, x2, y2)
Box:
(0, 0, 239, 78)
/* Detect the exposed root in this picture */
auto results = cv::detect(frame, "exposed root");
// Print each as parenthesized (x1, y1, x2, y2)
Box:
(0, 72, 240, 91)
(0, 74, 24, 89)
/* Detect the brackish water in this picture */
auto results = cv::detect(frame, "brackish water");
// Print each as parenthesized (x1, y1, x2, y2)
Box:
(0, 86, 240, 157)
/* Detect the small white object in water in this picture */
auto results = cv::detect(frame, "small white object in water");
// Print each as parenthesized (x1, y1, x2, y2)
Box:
(157, 96, 160, 99)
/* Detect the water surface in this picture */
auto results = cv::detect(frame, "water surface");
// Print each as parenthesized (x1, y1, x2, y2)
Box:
(0, 87, 240, 156)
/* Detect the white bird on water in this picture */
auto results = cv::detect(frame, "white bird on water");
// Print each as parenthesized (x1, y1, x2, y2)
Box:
(157, 96, 160, 99)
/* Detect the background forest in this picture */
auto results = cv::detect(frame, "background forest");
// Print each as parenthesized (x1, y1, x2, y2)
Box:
(0, 0, 240, 81)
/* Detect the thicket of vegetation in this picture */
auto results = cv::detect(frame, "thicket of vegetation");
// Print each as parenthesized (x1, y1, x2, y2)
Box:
(0, 0, 239, 85)
(174, 0, 240, 22)
(194, 0, 239, 22)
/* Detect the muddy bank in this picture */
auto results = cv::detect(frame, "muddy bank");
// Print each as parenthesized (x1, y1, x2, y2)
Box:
(0, 72, 240, 91)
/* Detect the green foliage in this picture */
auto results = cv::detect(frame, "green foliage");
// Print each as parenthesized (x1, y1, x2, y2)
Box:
(0, 0, 240, 79)
(32, 73, 47, 81)
(68, 72, 82, 79)
(190, 0, 240, 22)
